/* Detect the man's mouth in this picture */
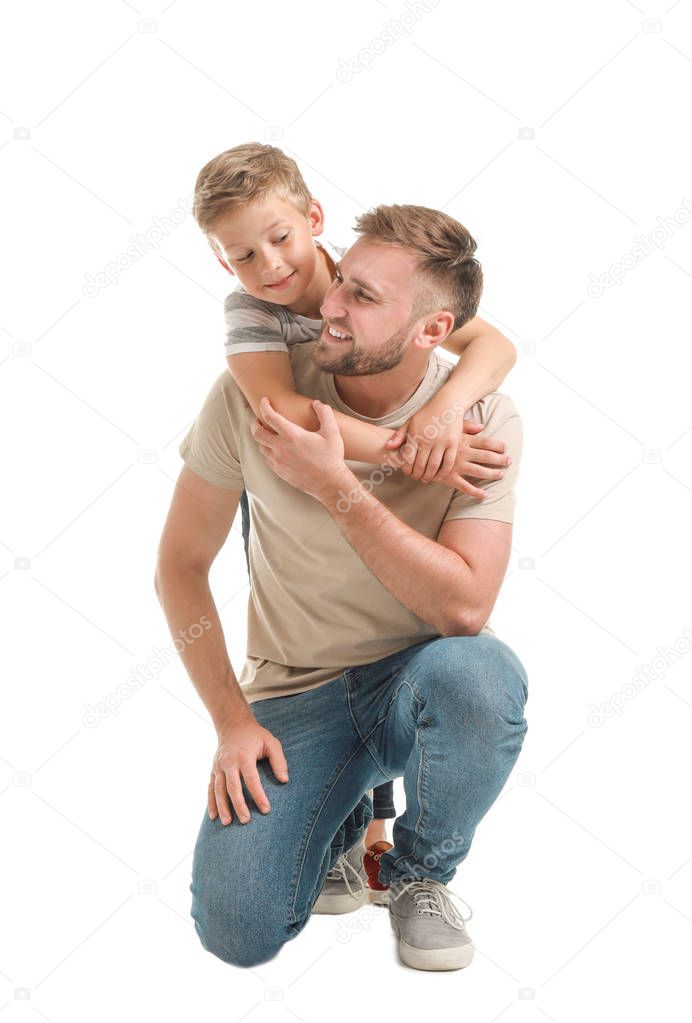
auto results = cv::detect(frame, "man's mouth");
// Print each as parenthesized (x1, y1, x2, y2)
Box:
(324, 323, 353, 343)
(265, 271, 297, 290)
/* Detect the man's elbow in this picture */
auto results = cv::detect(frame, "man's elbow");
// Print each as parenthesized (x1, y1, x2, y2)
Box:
(440, 606, 486, 638)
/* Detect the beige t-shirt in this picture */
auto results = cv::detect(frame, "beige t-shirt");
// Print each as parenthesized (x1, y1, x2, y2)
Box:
(179, 342, 522, 704)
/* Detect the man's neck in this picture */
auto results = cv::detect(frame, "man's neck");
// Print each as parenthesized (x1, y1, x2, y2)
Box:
(334, 354, 432, 419)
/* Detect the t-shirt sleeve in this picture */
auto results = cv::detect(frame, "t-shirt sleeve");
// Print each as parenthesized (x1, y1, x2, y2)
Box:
(224, 290, 289, 356)
(178, 374, 245, 490)
(442, 396, 523, 525)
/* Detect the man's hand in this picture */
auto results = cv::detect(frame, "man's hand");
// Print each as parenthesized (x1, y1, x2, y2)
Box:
(250, 396, 348, 500)
(209, 710, 289, 825)
(385, 417, 510, 501)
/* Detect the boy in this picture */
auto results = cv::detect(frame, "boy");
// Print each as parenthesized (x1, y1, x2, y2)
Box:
(191, 142, 515, 904)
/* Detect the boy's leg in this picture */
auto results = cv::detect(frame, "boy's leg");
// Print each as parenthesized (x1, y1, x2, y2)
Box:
(347, 634, 529, 886)
(371, 780, 396, 821)
(189, 672, 378, 968)
(239, 489, 250, 577)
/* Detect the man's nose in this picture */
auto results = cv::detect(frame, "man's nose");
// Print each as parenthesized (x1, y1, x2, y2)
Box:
(320, 278, 345, 319)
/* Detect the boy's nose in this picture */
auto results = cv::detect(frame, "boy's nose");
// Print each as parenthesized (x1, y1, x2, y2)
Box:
(259, 250, 283, 276)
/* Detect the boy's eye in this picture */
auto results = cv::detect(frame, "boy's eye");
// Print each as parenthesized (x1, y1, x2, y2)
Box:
(237, 252, 252, 263)
(276, 233, 289, 243)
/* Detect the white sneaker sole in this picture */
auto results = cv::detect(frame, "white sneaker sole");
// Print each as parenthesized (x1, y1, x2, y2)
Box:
(312, 888, 369, 914)
(391, 919, 475, 971)
(368, 887, 390, 906)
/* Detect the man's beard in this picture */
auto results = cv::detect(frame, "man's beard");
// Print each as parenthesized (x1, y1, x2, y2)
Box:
(312, 322, 412, 376)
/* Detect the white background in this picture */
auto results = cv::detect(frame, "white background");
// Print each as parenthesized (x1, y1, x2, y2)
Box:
(2, 0, 692, 1017)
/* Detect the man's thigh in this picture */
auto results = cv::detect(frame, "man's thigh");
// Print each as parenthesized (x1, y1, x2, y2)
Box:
(189, 671, 378, 967)
(347, 633, 529, 779)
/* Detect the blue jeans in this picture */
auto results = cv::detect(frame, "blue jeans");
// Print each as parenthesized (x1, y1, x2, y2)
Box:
(239, 488, 397, 822)
(189, 631, 529, 967)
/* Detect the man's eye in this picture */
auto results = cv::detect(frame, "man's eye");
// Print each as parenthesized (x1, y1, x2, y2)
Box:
(355, 290, 372, 302)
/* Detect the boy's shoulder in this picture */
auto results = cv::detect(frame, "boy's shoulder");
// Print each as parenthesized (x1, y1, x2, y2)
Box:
(224, 286, 288, 321)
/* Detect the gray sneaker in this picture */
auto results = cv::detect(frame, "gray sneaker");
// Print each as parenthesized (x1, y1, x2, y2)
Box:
(388, 878, 475, 971)
(312, 838, 368, 915)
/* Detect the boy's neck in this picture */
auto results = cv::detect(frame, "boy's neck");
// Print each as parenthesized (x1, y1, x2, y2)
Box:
(286, 243, 334, 320)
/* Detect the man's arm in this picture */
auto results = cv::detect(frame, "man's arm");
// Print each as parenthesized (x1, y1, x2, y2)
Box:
(154, 465, 251, 731)
(155, 465, 290, 824)
(319, 472, 512, 636)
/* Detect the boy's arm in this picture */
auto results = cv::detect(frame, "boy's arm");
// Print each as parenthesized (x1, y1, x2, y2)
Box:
(439, 315, 517, 409)
(226, 351, 395, 464)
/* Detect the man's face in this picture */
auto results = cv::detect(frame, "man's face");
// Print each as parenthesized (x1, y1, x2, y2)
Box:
(314, 237, 424, 376)
(210, 194, 323, 306)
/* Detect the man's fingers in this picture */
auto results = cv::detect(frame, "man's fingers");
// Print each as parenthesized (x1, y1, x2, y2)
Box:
(212, 771, 234, 824)
(207, 776, 219, 820)
(267, 739, 289, 783)
(241, 762, 271, 815)
(462, 421, 484, 434)
(385, 425, 408, 448)
(225, 767, 252, 824)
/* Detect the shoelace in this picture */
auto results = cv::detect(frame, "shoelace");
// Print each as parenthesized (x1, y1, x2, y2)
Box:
(392, 879, 473, 930)
(325, 853, 365, 899)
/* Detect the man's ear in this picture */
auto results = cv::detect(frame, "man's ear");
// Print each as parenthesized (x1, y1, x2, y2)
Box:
(414, 310, 456, 350)
(308, 198, 326, 239)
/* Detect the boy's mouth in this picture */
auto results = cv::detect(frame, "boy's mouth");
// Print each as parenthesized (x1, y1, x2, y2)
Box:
(265, 271, 297, 290)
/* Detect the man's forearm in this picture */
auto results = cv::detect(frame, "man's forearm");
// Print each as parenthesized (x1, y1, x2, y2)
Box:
(154, 566, 252, 732)
(319, 469, 476, 636)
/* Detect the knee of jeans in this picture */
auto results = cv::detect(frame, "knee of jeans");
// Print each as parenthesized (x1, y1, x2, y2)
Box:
(426, 635, 528, 721)
(192, 891, 287, 968)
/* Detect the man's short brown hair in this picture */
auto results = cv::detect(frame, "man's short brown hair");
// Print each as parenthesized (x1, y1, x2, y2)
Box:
(193, 143, 312, 241)
(353, 204, 483, 330)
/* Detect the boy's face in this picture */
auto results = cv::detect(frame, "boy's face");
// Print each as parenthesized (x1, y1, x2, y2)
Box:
(210, 193, 325, 306)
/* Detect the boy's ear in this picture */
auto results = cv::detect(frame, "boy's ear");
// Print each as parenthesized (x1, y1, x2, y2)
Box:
(214, 251, 235, 276)
(308, 198, 326, 238)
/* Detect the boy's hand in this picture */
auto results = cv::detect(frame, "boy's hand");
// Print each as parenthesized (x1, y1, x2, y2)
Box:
(385, 412, 511, 501)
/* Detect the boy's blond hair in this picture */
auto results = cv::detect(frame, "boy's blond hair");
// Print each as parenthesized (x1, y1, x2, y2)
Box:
(353, 204, 483, 330)
(193, 143, 312, 249)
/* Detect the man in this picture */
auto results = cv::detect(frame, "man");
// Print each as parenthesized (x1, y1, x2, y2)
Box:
(154, 204, 529, 972)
